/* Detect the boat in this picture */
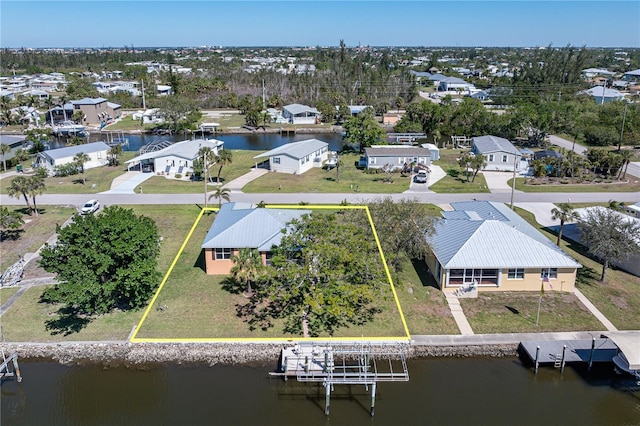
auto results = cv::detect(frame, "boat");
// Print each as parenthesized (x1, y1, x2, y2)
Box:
(613, 352, 640, 380)
(603, 331, 640, 382)
(53, 121, 86, 136)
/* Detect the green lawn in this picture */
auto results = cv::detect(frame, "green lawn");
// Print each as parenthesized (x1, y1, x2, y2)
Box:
(244, 153, 411, 193)
(429, 171, 490, 193)
(0, 206, 76, 271)
(138, 150, 263, 193)
(0, 287, 20, 303)
(103, 116, 153, 131)
(509, 177, 640, 193)
(514, 207, 640, 330)
(0, 205, 203, 342)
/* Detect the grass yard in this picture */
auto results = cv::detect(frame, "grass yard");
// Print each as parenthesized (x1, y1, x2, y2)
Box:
(429, 148, 490, 193)
(509, 177, 640, 193)
(138, 150, 262, 193)
(0, 206, 76, 271)
(515, 207, 640, 330)
(0, 205, 203, 342)
(460, 291, 603, 334)
(136, 208, 409, 339)
(244, 153, 411, 193)
(103, 116, 153, 132)
(0, 287, 20, 303)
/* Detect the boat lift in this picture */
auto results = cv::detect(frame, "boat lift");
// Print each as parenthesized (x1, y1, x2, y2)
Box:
(274, 342, 409, 416)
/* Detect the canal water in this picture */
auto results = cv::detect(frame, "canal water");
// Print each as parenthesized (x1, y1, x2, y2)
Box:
(48, 132, 346, 153)
(2, 357, 639, 425)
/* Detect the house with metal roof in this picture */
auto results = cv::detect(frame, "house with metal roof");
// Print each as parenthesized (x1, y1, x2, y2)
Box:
(35, 141, 111, 174)
(201, 203, 310, 274)
(424, 201, 582, 293)
(282, 103, 321, 124)
(623, 69, 640, 81)
(253, 139, 329, 174)
(580, 86, 625, 104)
(363, 145, 431, 170)
(471, 135, 523, 172)
(126, 138, 223, 176)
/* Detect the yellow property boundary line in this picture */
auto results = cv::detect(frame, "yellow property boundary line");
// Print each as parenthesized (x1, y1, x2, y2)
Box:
(130, 204, 411, 343)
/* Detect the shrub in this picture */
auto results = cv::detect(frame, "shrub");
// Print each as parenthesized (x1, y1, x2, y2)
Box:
(174, 173, 182, 179)
(54, 163, 80, 177)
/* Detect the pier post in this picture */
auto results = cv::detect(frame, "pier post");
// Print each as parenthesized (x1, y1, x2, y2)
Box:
(305, 356, 309, 373)
(324, 382, 331, 416)
(324, 352, 328, 373)
(588, 338, 595, 371)
(12, 357, 21, 382)
(534, 346, 540, 374)
(370, 382, 376, 417)
(561, 345, 567, 373)
(283, 356, 288, 382)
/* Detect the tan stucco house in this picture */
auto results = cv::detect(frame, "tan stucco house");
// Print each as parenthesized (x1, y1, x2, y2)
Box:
(201, 203, 310, 275)
(425, 201, 581, 292)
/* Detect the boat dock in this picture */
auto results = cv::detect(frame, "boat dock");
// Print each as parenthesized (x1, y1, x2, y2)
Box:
(273, 343, 409, 416)
(0, 352, 22, 382)
(519, 337, 618, 373)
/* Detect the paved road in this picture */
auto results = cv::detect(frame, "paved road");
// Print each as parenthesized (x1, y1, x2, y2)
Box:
(4, 190, 638, 208)
(548, 134, 588, 155)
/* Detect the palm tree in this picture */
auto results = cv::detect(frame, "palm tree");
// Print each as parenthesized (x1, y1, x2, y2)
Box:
(7, 175, 32, 214)
(470, 155, 487, 183)
(617, 149, 633, 180)
(208, 186, 231, 208)
(73, 152, 90, 184)
(27, 176, 45, 216)
(550, 203, 579, 246)
(0, 143, 10, 172)
(215, 149, 233, 183)
(335, 155, 344, 182)
(230, 248, 263, 295)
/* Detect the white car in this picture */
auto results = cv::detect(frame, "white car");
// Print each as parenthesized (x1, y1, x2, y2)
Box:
(414, 170, 428, 184)
(81, 199, 100, 215)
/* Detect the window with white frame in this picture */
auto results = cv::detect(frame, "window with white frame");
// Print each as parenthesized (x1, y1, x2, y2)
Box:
(488, 154, 494, 162)
(502, 155, 508, 162)
(508, 268, 525, 279)
(448, 268, 498, 286)
(370, 157, 376, 165)
(540, 268, 557, 279)
(273, 157, 280, 164)
(214, 248, 231, 260)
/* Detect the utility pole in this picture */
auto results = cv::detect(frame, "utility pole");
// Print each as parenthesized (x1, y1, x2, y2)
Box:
(510, 152, 518, 210)
(262, 79, 266, 109)
(141, 79, 146, 110)
(618, 102, 628, 152)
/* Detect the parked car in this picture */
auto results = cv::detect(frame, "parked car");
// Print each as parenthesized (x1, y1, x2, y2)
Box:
(81, 199, 100, 215)
(414, 170, 428, 183)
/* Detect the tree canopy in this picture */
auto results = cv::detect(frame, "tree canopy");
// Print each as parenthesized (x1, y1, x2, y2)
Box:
(40, 206, 162, 317)
(239, 211, 387, 337)
(578, 207, 640, 282)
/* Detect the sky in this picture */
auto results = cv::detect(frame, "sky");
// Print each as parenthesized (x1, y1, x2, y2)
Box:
(1, 1, 639, 48)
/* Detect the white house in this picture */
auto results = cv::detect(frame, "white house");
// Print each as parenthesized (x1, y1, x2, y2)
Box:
(132, 108, 163, 124)
(363, 145, 431, 170)
(126, 138, 223, 176)
(282, 104, 320, 125)
(253, 139, 329, 174)
(35, 142, 111, 174)
(438, 76, 475, 93)
(471, 135, 523, 172)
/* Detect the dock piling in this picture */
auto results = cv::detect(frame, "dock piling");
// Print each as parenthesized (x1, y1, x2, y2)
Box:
(534, 346, 540, 374)
(370, 382, 376, 417)
(588, 338, 595, 371)
(324, 382, 331, 415)
(561, 345, 567, 372)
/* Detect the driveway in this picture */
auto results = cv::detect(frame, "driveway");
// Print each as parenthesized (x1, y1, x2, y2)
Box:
(626, 162, 640, 179)
(514, 202, 560, 227)
(405, 165, 446, 193)
(482, 171, 523, 194)
(222, 167, 269, 192)
(100, 171, 155, 194)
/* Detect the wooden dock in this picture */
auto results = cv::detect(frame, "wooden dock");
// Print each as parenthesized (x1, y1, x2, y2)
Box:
(519, 338, 618, 373)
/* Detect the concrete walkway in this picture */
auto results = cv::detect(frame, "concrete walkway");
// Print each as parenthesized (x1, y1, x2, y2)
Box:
(482, 171, 523, 194)
(548, 134, 588, 155)
(101, 171, 156, 194)
(573, 289, 618, 332)
(222, 168, 269, 193)
(411, 330, 610, 345)
(444, 292, 474, 335)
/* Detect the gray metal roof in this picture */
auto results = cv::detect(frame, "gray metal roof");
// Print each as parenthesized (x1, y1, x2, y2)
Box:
(71, 97, 108, 105)
(127, 138, 223, 163)
(364, 146, 432, 157)
(429, 201, 581, 269)
(39, 141, 111, 161)
(201, 203, 310, 251)
(472, 135, 518, 155)
(254, 139, 328, 160)
(0, 135, 27, 147)
(582, 86, 624, 98)
(624, 69, 640, 76)
(283, 103, 319, 115)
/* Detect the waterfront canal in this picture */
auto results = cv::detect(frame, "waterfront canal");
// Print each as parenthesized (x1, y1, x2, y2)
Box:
(2, 357, 639, 425)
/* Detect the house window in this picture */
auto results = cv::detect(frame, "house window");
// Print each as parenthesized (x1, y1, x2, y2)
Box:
(488, 154, 494, 162)
(273, 157, 280, 164)
(540, 268, 557, 279)
(214, 248, 231, 260)
(369, 158, 376, 165)
(502, 155, 508, 163)
(97, 152, 102, 159)
(448, 268, 498, 286)
(508, 268, 525, 279)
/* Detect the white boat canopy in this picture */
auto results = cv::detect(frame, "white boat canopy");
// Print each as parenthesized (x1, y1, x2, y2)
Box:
(603, 331, 640, 370)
